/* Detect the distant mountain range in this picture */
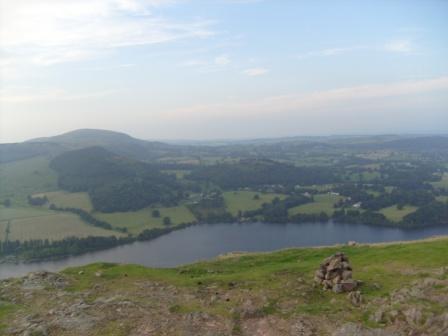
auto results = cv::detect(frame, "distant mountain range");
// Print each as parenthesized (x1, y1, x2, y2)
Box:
(1, 128, 447, 163)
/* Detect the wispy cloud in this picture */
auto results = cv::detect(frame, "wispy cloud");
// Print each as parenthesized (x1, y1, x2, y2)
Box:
(296, 39, 416, 59)
(166, 77, 448, 118)
(243, 67, 268, 76)
(0, 87, 117, 103)
(0, 0, 213, 68)
(179, 54, 231, 73)
(297, 46, 368, 59)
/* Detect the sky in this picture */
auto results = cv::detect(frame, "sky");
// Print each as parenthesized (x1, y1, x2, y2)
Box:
(0, 0, 447, 143)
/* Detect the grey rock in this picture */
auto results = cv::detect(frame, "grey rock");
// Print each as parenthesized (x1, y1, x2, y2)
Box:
(332, 283, 343, 294)
(341, 279, 358, 292)
(403, 307, 423, 326)
(332, 322, 401, 336)
(370, 308, 385, 324)
(347, 290, 362, 306)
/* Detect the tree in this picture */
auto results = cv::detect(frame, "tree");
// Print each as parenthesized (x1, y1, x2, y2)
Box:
(163, 216, 172, 226)
(253, 194, 260, 200)
(152, 209, 160, 218)
(27, 195, 48, 206)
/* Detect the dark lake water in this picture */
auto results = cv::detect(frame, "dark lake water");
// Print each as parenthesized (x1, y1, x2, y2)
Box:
(1, 221, 448, 279)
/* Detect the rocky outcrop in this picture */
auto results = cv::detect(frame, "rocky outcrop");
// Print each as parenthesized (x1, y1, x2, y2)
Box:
(314, 252, 359, 293)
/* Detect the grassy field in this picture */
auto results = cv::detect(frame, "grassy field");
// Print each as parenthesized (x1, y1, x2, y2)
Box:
(223, 191, 286, 216)
(94, 205, 196, 235)
(34, 191, 93, 212)
(348, 171, 381, 182)
(305, 184, 333, 192)
(379, 205, 418, 222)
(0, 206, 55, 221)
(0, 156, 58, 206)
(0, 212, 119, 241)
(288, 193, 344, 216)
(366, 190, 381, 197)
(162, 170, 191, 179)
(432, 173, 448, 189)
(436, 195, 448, 203)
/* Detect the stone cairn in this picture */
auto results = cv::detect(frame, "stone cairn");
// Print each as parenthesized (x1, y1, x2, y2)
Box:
(314, 252, 358, 293)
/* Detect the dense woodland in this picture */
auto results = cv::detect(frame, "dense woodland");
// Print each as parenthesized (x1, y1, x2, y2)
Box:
(187, 159, 339, 189)
(50, 146, 183, 212)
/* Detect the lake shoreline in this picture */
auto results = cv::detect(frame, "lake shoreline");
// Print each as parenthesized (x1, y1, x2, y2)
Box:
(1, 220, 448, 265)
(1, 221, 448, 280)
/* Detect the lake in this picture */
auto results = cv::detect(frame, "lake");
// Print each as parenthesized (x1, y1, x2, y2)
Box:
(1, 221, 448, 279)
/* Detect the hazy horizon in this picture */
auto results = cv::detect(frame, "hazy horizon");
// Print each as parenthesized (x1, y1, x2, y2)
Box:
(1, 127, 447, 145)
(1, 0, 447, 142)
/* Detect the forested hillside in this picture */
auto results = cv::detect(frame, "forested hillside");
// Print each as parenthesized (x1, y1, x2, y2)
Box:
(187, 159, 339, 189)
(50, 147, 183, 212)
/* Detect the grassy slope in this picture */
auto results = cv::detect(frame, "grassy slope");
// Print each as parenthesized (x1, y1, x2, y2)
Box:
(223, 191, 286, 216)
(379, 205, 418, 222)
(94, 205, 196, 235)
(0, 237, 447, 335)
(0, 157, 126, 240)
(0, 302, 17, 332)
(0, 156, 58, 206)
(1, 237, 446, 335)
(59, 237, 448, 302)
(64, 237, 448, 329)
(288, 193, 344, 216)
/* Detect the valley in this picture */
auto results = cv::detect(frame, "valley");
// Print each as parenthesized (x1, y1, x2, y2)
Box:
(0, 130, 448, 263)
(2, 1, 447, 334)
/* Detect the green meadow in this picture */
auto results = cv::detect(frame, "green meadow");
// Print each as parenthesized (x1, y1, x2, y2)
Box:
(0, 212, 119, 241)
(34, 191, 93, 212)
(0, 156, 58, 206)
(379, 205, 418, 222)
(94, 205, 196, 235)
(223, 191, 287, 216)
(288, 193, 344, 216)
(432, 173, 448, 189)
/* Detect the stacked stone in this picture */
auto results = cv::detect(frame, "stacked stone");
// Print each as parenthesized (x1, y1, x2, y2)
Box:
(314, 252, 358, 293)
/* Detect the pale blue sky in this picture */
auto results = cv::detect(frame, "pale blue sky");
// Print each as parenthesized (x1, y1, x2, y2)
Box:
(0, 0, 447, 142)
